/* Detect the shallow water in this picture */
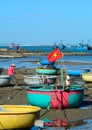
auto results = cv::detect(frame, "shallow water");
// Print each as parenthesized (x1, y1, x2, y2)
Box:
(9, 118, 91, 130)
(30, 118, 92, 130)
(0, 55, 92, 69)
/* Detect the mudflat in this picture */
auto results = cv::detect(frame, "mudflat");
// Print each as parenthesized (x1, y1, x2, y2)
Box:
(0, 68, 92, 122)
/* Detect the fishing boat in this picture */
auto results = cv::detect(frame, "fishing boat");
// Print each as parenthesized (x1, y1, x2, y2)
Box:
(26, 84, 84, 109)
(54, 41, 92, 52)
(81, 72, 92, 82)
(24, 75, 57, 85)
(66, 68, 90, 76)
(0, 75, 11, 86)
(0, 105, 41, 129)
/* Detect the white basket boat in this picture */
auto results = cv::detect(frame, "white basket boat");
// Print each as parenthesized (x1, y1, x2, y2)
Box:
(0, 75, 11, 86)
(24, 75, 57, 85)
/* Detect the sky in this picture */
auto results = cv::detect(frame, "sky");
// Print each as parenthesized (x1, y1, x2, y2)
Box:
(0, 0, 92, 46)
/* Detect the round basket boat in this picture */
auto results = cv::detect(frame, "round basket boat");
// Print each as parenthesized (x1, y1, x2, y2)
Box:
(24, 75, 58, 85)
(26, 84, 84, 109)
(0, 105, 41, 129)
(40, 59, 54, 65)
(81, 72, 92, 82)
(36, 68, 58, 75)
(0, 75, 11, 86)
(66, 68, 90, 76)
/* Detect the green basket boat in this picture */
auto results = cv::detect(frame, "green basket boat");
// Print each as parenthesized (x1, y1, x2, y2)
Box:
(36, 68, 58, 75)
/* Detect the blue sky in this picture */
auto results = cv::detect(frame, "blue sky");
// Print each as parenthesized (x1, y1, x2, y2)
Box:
(0, 0, 92, 45)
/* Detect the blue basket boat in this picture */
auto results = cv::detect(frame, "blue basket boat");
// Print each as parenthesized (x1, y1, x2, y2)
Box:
(40, 59, 55, 65)
(66, 68, 90, 76)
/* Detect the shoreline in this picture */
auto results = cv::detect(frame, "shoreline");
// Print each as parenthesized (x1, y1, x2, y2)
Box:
(1, 50, 92, 58)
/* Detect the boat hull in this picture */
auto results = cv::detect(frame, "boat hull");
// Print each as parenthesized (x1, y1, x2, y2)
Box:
(36, 68, 58, 75)
(82, 72, 92, 82)
(0, 105, 41, 129)
(24, 75, 57, 85)
(0, 75, 11, 86)
(56, 43, 90, 52)
(66, 69, 90, 76)
(40, 59, 54, 65)
(26, 84, 84, 109)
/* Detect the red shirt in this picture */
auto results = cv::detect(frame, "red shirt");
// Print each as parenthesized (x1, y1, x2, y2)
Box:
(7, 66, 15, 76)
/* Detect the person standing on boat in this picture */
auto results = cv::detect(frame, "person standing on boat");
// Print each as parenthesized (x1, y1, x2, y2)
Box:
(7, 64, 17, 87)
(65, 74, 70, 90)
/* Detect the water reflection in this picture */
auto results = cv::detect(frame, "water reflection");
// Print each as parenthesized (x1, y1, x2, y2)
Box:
(10, 118, 92, 130)
(30, 118, 90, 130)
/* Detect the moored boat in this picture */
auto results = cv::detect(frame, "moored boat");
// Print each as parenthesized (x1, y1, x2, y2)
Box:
(66, 68, 90, 76)
(36, 68, 58, 75)
(0, 75, 11, 86)
(26, 84, 84, 109)
(40, 59, 54, 65)
(81, 72, 92, 82)
(0, 105, 41, 129)
(24, 75, 57, 85)
(54, 41, 92, 52)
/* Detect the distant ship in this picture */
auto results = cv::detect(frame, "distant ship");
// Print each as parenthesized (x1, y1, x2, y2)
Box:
(53, 40, 92, 53)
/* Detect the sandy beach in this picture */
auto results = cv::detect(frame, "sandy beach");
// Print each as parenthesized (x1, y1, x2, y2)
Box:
(0, 67, 92, 124)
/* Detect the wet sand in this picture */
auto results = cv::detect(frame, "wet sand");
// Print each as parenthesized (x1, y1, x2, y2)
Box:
(0, 68, 92, 123)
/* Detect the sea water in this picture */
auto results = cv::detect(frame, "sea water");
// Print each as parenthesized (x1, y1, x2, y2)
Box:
(0, 55, 92, 69)
(0, 45, 53, 52)
(1, 45, 92, 53)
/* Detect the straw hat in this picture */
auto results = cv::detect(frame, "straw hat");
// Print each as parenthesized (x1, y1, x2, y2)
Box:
(11, 64, 16, 66)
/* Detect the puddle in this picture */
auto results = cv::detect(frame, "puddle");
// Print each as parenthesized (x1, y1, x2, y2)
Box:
(35, 118, 92, 130)
(70, 118, 92, 130)
(80, 97, 92, 110)
(12, 118, 92, 130)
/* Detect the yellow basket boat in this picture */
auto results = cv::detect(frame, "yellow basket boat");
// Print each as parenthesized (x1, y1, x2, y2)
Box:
(0, 105, 41, 129)
(81, 72, 92, 82)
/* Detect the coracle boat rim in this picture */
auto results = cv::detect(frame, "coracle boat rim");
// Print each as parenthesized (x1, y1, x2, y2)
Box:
(0, 105, 41, 114)
(0, 75, 10, 77)
(82, 72, 92, 76)
(36, 68, 58, 70)
(26, 84, 84, 92)
(24, 75, 58, 79)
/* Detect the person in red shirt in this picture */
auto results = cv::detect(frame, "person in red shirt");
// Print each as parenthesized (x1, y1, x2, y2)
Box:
(7, 64, 17, 86)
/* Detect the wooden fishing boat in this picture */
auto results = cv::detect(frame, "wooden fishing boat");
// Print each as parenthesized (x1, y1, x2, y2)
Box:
(0, 105, 41, 129)
(0, 75, 11, 86)
(81, 72, 92, 82)
(24, 75, 57, 85)
(26, 84, 84, 109)
(36, 68, 58, 75)
(66, 68, 90, 76)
